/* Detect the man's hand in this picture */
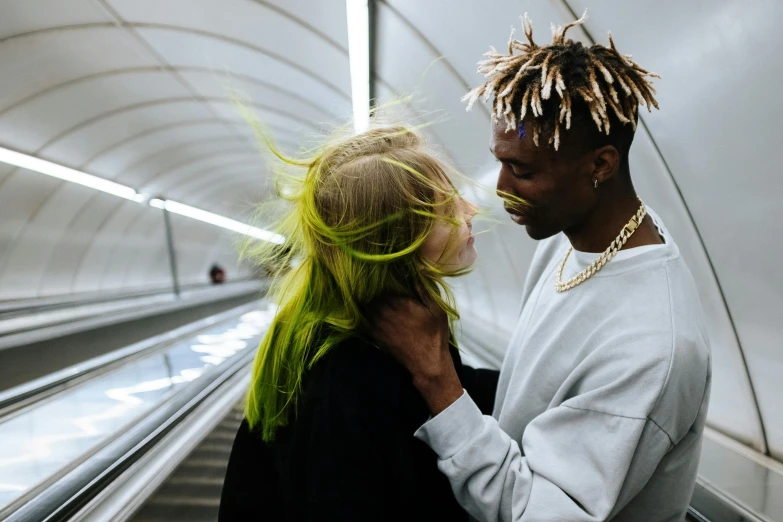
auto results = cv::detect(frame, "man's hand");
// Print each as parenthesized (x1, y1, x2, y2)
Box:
(367, 294, 464, 415)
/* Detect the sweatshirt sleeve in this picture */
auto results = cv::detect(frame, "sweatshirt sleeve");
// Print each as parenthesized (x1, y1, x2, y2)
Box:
(414, 391, 673, 521)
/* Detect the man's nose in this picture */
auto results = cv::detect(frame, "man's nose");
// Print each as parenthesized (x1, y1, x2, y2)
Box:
(496, 169, 512, 200)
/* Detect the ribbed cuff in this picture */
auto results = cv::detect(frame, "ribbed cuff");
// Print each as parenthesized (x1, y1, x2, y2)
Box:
(414, 390, 485, 459)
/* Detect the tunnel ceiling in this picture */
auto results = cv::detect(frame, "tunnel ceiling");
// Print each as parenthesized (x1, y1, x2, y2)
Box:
(0, 0, 353, 216)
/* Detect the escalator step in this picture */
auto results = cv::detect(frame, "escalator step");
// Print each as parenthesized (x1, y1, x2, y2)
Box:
(204, 431, 236, 442)
(129, 402, 244, 522)
(190, 447, 232, 460)
(132, 499, 220, 522)
(179, 458, 229, 469)
(149, 495, 220, 507)
(196, 442, 233, 453)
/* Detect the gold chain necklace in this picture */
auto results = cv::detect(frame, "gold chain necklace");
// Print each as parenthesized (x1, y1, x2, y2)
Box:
(555, 198, 646, 292)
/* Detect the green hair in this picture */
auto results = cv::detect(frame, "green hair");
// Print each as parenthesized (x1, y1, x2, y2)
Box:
(241, 117, 471, 441)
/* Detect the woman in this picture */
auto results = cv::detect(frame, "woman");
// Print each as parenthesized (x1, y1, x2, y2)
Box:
(219, 123, 499, 521)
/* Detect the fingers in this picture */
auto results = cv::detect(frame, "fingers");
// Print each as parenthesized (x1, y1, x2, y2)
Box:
(366, 287, 446, 328)
(412, 281, 446, 319)
(421, 293, 448, 323)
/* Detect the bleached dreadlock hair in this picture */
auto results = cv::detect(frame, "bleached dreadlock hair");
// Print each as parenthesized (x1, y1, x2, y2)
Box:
(463, 11, 660, 152)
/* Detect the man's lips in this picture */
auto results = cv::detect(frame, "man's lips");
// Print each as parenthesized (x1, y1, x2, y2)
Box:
(504, 206, 529, 224)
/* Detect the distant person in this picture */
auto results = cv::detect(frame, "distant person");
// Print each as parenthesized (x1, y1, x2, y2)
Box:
(219, 125, 498, 521)
(209, 264, 225, 284)
(367, 12, 711, 522)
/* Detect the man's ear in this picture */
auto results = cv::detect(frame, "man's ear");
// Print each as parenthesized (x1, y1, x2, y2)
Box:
(592, 145, 621, 184)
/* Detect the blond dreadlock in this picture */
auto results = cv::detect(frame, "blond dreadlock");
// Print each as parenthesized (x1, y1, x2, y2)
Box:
(463, 11, 660, 150)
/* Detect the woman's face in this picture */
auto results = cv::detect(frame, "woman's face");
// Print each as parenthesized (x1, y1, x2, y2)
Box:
(420, 191, 478, 271)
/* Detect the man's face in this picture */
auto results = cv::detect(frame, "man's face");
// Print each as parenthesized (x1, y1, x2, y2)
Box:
(490, 119, 596, 240)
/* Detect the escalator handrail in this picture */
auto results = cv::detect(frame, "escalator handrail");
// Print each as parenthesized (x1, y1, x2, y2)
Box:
(0, 279, 258, 317)
(0, 280, 267, 352)
(2, 345, 255, 522)
(687, 506, 712, 522)
(0, 300, 262, 417)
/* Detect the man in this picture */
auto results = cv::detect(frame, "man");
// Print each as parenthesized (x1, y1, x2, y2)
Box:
(371, 13, 711, 522)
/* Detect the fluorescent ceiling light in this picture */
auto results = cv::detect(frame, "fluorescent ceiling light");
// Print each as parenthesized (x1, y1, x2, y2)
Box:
(157, 199, 286, 245)
(0, 146, 139, 201)
(346, 0, 370, 133)
(0, 148, 284, 244)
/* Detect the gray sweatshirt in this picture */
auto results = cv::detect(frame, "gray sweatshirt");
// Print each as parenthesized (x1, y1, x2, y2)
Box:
(415, 209, 712, 521)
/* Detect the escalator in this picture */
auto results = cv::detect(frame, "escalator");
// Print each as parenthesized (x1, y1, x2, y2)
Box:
(0, 299, 274, 522)
(128, 402, 242, 522)
(0, 295, 773, 522)
(0, 280, 266, 392)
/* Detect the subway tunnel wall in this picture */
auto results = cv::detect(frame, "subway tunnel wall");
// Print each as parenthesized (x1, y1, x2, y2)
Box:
(373, 0, 781, 458)
(0, 0, 780, 466)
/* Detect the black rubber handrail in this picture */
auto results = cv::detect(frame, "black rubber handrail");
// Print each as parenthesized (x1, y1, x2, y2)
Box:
(3, 348, 254, 522)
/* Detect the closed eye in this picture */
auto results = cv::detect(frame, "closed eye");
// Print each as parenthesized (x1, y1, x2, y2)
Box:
(497, 158, 533, 179)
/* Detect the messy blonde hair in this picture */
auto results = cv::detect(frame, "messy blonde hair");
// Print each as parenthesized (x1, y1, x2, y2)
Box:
(242, 117, 469, 441)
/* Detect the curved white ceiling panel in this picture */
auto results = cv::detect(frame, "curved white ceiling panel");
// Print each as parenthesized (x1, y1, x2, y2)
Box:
(134, 28, 351, 117)
(0, 170, 63, 281)
(171, 168, 267, 209)
(0, 182, 99, 298)
(69, 201, 149, 294)
(0, 0, 109, 40)
(140, 150, 262, 195)
(98, 210, 169, 291)
(263, 0, 348, 49)
(43, 102, 218, 166)
(84, 118, 249, 179)
(0, 72, 190, 152)
(0, 28, 157, 113)
(36, 194, 123, 296)
(119, 136, 256, 182)
(108, 0, 350, 91)
(176, 69, 338, 120)
(375, 2, 488, 169)
(205, 99, 322, 135)
(382, 0, 570, 101)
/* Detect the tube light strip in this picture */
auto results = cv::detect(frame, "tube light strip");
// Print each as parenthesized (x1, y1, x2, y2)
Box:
(150, 198, 285, 245)
(346, 0, 370, 133)
(0, 146, 141, 201)
(0, 146, 284, 244)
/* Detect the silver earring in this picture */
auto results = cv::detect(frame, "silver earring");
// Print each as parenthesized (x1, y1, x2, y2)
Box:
(594, 179, 599, 189)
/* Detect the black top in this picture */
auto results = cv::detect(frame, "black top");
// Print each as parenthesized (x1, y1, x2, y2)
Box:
(219, 336, 499, 521)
